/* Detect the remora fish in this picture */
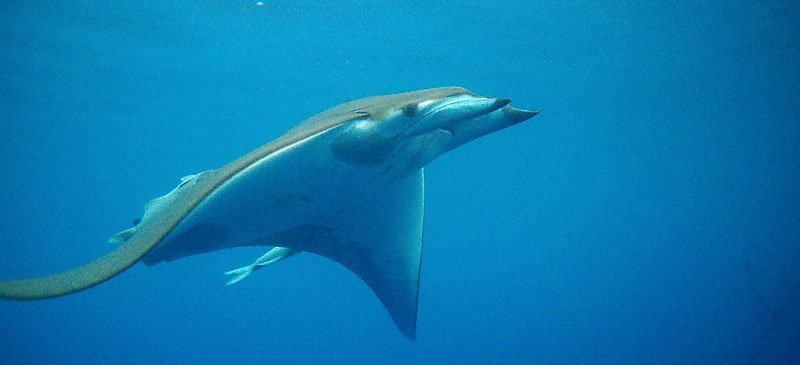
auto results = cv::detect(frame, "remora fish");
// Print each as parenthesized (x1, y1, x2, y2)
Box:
(0, 87, 538, 338)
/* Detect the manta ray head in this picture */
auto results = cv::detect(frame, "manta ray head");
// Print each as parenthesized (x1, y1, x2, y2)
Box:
(330, 92, 539, 178)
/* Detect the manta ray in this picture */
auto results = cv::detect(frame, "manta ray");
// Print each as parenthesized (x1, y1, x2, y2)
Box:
(0, 87, 537, 338)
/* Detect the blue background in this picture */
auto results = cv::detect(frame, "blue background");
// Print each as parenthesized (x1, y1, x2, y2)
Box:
(1, 1, 798, 363)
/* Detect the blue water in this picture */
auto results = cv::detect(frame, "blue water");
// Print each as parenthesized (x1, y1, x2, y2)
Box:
(1, 1, 798, 363)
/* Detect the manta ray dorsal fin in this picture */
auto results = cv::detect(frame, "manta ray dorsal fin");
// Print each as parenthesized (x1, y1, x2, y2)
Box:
(300, 169, 426, 338)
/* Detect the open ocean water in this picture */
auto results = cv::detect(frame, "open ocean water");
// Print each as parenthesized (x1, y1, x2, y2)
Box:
(1, 1, 798, 364)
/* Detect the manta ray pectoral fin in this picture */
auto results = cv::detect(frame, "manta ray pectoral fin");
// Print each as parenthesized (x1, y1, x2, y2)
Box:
(298, 169, 426, 338)
(224, 246, 298, 285)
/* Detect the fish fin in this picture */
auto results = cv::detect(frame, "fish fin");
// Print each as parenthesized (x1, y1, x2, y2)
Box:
(224, 265, 255, 286)
(224, 246, 298, 285)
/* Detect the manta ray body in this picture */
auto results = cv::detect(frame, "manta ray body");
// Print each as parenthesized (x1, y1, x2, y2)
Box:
(0, 87, 537, 337)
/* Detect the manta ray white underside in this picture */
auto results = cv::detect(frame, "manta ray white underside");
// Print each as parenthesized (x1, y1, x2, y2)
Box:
(0, 87, 538, 338)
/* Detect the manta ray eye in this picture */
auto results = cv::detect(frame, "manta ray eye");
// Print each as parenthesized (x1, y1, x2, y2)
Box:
(402, 104, 417, 118)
